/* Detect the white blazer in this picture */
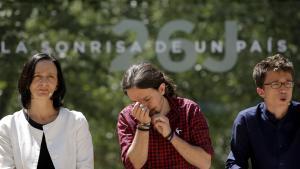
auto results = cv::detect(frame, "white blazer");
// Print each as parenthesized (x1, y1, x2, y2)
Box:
(0, 108, 94, 169)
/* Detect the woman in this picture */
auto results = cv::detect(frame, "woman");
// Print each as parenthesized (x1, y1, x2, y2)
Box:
(0, 53, 94, 169)
(117, 63, 213, 169)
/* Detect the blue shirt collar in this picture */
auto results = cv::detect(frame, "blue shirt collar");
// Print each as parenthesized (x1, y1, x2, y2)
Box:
(259, 102, 294, 124)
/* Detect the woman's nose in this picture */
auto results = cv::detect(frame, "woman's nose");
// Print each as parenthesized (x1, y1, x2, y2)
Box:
(39, 77, 49, 85)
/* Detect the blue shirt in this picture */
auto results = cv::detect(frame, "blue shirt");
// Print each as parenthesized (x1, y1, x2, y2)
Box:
(226, 101, 300, 169)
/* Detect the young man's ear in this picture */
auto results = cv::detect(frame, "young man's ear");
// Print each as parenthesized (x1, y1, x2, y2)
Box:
(256, 87, 265, 98)
(158, 83, 166, 95)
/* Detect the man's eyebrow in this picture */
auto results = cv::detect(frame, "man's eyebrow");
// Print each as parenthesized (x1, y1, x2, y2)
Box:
(142, 96, 150, 100)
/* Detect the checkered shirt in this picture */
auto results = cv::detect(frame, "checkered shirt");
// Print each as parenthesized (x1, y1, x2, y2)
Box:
(117, 96, 214, 169)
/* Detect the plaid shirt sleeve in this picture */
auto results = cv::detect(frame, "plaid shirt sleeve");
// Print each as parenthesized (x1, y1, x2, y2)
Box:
(190, 104, 214, 155)
(117, 107, 136, 169)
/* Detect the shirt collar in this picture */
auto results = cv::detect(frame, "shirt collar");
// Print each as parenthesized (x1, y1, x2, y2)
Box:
(165, 96, 179, 119)
(259, 102, 293, 124)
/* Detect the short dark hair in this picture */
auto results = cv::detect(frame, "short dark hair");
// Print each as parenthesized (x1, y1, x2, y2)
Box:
(122, 63, 177, 97)
(253, 53, 294, 88)
(18, 53, 66, 110)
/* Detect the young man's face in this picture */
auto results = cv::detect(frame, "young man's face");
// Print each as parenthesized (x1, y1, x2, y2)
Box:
(257, 71, 293, 110)
(126, 83, 166, 116)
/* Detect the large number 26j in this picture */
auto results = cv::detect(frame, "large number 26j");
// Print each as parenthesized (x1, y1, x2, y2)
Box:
(110, 19, 237, 73)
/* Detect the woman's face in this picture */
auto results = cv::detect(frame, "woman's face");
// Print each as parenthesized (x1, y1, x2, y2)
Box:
(29, 60, 58, 101)
(126, 84, 165, 116)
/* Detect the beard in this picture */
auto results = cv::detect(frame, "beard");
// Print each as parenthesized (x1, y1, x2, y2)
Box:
(149, 95, 167, 117)
(149, 110, 160, 117)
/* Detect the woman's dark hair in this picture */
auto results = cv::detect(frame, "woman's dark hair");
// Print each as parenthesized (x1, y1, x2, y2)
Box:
(122, 63, 176, 97)
(18, 53, 66, 110)
(253, 53, 294, 88)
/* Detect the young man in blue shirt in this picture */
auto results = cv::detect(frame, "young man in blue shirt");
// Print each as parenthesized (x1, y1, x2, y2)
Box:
(226, 53, 300, 169)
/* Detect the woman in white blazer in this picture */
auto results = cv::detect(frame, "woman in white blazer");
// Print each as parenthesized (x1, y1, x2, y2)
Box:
(0, 53, 94, 169)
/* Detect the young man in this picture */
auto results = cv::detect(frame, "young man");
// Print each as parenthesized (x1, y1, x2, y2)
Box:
(117, 63, 213, 169)
(226, 54, 300, 169)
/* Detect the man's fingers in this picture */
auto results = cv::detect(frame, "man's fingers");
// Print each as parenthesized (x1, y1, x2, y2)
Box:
(154, 123, 164, 132)
(131, 102, 140, 116)
(152, 116, 167, 123)
(131, 102, 151, 123)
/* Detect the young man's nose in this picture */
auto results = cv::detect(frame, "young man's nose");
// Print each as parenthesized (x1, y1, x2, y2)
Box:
(139, 101, 149, 108)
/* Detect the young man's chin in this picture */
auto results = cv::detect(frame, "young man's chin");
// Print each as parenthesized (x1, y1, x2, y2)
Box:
(149, 110, 159, 117)
(277, 100, 291, 106)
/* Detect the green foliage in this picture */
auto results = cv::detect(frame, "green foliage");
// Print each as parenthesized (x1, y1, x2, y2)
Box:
(1, 1, 300, 168)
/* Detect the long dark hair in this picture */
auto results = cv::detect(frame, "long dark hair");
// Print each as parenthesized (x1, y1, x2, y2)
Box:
(122, 63, 177, 97)
(18, 53, 66, 110)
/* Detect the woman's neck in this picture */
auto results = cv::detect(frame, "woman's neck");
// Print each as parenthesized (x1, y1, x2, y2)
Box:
(27, 99, 58, 124)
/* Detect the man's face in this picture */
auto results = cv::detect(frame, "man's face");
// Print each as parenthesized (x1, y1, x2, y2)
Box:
(257, 71, 293, 110)
(126, 84, 165, 116)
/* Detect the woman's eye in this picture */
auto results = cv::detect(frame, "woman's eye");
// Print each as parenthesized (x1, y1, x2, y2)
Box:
(33, 75, 41, 79)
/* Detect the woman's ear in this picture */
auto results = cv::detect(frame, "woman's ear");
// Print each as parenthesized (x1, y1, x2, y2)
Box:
(159, 83, 166, 95)
(256, 87, 265, 98)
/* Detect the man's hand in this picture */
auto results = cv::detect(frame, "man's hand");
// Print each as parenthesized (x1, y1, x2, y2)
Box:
(152, 114, 171, 137)
(131, 102, 151, 124)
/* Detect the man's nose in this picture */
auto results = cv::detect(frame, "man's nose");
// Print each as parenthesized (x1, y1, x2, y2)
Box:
(139, 101, 148, 108)
(279, 86, 288, 93)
